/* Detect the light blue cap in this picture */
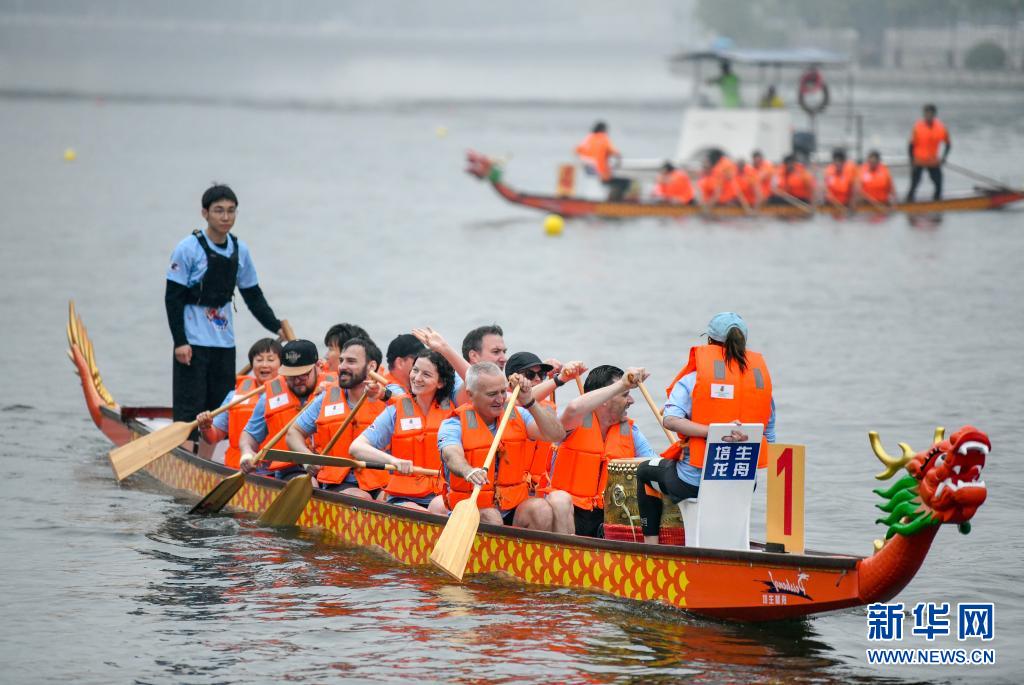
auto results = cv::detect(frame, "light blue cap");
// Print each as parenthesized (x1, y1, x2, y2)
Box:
(706, 312, 747, 343)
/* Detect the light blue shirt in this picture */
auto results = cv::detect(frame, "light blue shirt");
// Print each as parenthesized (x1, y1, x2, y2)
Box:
(166, 231, 260, 348)
(437, 406, 535, 452)
(212, 389, 235, 432)
(361, 405, 398, 450)
(664, 371, 776, 486)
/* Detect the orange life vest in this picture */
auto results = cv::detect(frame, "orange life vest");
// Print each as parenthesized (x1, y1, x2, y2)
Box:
(316, 371, 338, 394)
(312, 384, 390, 490)
(859, 163, 893, 203)
(825, 160, 856, 205)
(653, 170, 694, 204)
(697, 174, 715, 202)
(385, 395, 454, 499)
(775, 164, 815, 201)
(260, 376, 305, 471)
(444, 404, 530, 511)
(575, 132, 618, 181)
(225, 375, 260, 469)
(524, 398, 556, 491)
(736, 165, 759, 205)
(753, 160, 775, 199)
(710, 157, 738, 203)
(665, 344, 772, 468)
(550, 413, 636, 510)
(911, 118, 949, 167)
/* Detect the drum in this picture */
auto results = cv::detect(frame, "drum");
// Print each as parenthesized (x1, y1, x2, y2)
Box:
(603, 458, 685, 544)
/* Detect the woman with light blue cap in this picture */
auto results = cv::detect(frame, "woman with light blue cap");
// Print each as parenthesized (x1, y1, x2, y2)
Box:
(635, 312, 776, 544)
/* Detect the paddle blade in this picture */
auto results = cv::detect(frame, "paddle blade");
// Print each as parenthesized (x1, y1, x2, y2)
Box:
(257, 475, 313, 527)
(428, 498, 482, 581)
(190, 472, 245, 515)
(108, 421, 194, 481)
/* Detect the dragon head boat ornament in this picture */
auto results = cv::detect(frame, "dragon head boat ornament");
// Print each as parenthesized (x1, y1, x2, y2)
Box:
(869, 426, 989, 548)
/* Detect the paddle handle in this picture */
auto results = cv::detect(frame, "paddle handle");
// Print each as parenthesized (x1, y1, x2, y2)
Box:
(480, 385, 521, 473)
(575, 377, 585, 394)
(254, 390, 321, 461)
(368, 370, 390, 387)
(775, 188, 813, 212)
(320, 390, 368, 454)
(630, 375, 678, 445)
(204, 384, 266, 423)
(356, 461, 440, 477)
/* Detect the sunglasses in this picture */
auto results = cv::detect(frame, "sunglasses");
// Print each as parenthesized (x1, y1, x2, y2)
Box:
(520, 369, 547, 381)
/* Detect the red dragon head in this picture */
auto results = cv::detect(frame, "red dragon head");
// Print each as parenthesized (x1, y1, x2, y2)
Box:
(871, 426, 989, 535)
(465, 150, 494, 180)
(907, 426, 989, 523)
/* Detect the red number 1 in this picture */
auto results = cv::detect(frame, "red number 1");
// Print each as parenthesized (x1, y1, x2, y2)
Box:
(776, 448, 793, 535)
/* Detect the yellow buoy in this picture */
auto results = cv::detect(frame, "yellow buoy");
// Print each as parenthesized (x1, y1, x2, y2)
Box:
(543, 214, 564, 236)
(435, 125, 448, 139)
(63, 148, 77, 162)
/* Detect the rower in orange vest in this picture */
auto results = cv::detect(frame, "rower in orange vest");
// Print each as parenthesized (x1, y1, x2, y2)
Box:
(906, 103, 951, 202)
(197, 337, 283, 468)
(382, 333, 426, 395)
(323, 322, 371, 374)
(502, 352, 587, 495)
(750, 150, 775, 205)
(824, 148, 857, 207)
(438, 362, 571, 532)
(652, 162, 696, 205)
(286, 337, 395, 499)
(705, 149, 739, 206)
(637, 312, 775, 545)
(772, 155, 816, 203)
(734, 159, 761, 207)
(348, 350, 457, 513)
(554, 365, 657, 537)
(855, 150, 896, 206)
(696, 161, 716, 205)
(575, 121, 630, 201)
(238, 339, 323, 479)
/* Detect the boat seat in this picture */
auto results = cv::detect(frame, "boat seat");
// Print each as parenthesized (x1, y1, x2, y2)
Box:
(676, 482, 754, 551)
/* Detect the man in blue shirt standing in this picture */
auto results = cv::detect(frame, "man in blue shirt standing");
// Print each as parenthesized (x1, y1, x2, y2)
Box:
(165, 184, 283, 423)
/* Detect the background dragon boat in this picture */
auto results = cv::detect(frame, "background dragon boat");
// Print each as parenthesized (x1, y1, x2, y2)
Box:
(68, 302, 991, 623)
(467, 151, 1024, 220)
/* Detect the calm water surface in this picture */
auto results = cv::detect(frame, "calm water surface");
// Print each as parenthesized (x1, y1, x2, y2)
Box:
(1, 93, 1022, 684)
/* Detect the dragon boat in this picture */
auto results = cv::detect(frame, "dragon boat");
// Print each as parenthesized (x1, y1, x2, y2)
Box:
(68, 302, 990, 622)
(466, 151, 1024, 220)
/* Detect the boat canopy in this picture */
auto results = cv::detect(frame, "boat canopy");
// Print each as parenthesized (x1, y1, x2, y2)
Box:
(672, 47, 849, 68)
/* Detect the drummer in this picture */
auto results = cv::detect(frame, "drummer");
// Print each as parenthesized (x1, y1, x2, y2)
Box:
(637, 312, 775, 544)
(554, 365, 657, 537)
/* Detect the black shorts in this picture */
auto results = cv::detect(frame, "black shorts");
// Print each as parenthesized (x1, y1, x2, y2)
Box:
(573, 506, 604, 538)
(637, 459, 700, 504)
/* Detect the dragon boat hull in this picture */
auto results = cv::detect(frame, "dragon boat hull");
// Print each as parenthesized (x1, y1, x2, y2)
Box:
(466, 152, 1024, 219)
(68, 302, 976, 623)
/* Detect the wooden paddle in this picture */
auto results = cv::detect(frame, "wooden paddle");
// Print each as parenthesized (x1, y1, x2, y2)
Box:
(266, 449, 440, 476)
(429, 385, 521, 581)
(108, 384, 265, 481)
(629, 373, 678, 445)
(189, 391, 315, 514)
(856, 191, 892, 214)
(257, 474, 313, 527)
(237, 319, 295, 376)
(575, 377, 585, 394)
(774, 188, 815, 214)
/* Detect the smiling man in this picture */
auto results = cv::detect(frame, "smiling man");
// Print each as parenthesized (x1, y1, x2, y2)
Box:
(165, 184, 283, 424)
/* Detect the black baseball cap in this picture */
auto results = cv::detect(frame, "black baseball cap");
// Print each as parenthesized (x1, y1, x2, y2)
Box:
(504, 351, 553, 378)
(279, 339, 318, 376)
(386, 333, 426, 366)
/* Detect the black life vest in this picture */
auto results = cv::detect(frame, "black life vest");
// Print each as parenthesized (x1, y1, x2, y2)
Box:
(184, 230, 239, 308)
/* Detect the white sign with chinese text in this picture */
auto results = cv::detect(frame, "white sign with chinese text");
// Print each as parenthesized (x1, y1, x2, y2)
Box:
(682, 423, 764, 551)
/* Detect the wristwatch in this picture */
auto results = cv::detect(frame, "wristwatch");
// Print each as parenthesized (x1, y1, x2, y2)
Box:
(553, 375, 567, 388)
